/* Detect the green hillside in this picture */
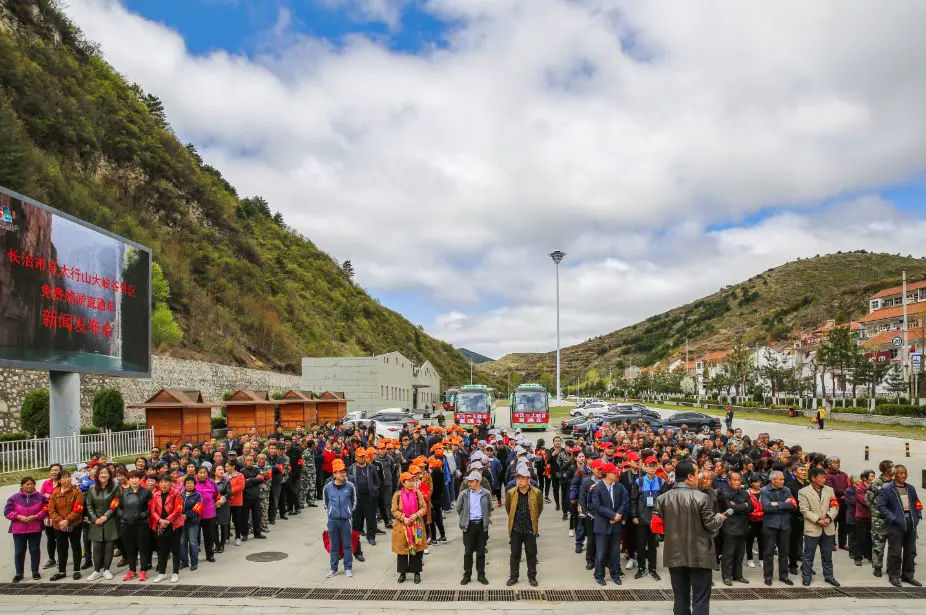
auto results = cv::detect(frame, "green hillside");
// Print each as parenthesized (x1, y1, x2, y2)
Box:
(484, 251, 926, 381)
(0, 0, 492, 388)
(457, 348, 495, 365)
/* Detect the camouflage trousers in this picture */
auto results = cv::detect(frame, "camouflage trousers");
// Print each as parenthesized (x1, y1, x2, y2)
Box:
(300, 464, 316, 504)
(259, 483, 271, 533)
(871, 519, 887, 570)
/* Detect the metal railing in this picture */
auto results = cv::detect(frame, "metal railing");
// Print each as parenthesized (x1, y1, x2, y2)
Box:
(0, 428, 154, 474)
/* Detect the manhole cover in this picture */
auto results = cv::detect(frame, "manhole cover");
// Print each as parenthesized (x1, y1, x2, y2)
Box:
(246, 551, 289, 562)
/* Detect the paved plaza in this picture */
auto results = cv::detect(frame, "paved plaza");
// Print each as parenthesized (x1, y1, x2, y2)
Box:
(0, 406, 923, 612)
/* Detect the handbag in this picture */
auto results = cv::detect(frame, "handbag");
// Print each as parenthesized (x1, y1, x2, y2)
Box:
(322, 528, 361, 558)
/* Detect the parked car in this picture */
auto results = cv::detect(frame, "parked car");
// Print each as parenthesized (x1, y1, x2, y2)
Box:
(369, 409, 417, 424)
(560, 415, 589, 434)
(572, 413, 666, 438)
(607, 404, 662, 420)
(343, 410, 367, 423)
(660, 411, 722, 434)
(569, 401, 610, 418)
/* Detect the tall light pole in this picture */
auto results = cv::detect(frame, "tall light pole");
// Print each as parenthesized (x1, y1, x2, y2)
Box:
(550, 250, 565, 403)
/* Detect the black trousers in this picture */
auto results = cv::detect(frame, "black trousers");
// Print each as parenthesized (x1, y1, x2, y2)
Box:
(636, 522, 658, 571)
(199, 518, 216, 559)
(91, 540, 115, 572)
(54, 527, 82, 573)
(12, 532, 41, 576)
(855, 521, 872, 560)
(44, 525, 57, 561)
(509, 531, 538, 579)
(886, 522, 917, 581)
(270, 484, 284, 521)
(216, 520, 229, 550)
(669, 567, 712, 615)
(550, 476, 561, 509)
(397, 552, 423, 573)
(244, 497, 262, 538)
(595, 531, 621, 581)
(287, 475, 302, 512)
(583, 517, 598, 566)
(462, 521, 488, 577)
(835, 501, 848, 548)
(156, 526, 181, 575)
(746, 521, 764, 561)
(430, 508, 446, 541)
(352, 495, 378, 544)
(721, 533, 746, 580)
(561, 481, 571, 518)
(788, 518, 803, 569)
(121, 522, 151, 572)
(762, 526, 790, 581)
(231, 506, 245, 539)
(378, 487, 393, 525)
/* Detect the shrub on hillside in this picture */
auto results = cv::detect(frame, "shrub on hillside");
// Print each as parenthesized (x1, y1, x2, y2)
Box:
(92, 389, 125, 430)
(20, 389, 49, 438)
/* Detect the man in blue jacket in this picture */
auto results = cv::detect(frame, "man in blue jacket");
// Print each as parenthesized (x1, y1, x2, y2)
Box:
(323, 459, 356, 578)
(876, 464, 922, 587)
(759, 470, 797, 586)
(588, 462, 629, 586)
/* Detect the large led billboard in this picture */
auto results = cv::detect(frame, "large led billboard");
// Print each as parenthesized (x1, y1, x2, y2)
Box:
(0, 186, 151, 377)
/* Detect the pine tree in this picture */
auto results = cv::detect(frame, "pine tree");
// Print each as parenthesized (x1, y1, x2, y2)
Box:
(884, 364, 907, 400)
(342, 259, 354, 281)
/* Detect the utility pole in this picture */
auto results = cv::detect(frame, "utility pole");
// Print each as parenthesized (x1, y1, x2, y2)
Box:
(470, 360, 474, 385)
(550, 251, 566, 403)
(903, 270, 910, 398)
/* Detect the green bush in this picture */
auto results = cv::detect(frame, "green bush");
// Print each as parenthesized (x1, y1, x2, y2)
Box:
(118, 422, 146, 432)
(831, 406, 869, 415)
(211, 416, 227, 429)
(80, 426, 100, 435)
(0, 431, 31, 442)
(20, 389, 49, 438)
(91, 389, 125, 430)
(874, 404, 926, 418)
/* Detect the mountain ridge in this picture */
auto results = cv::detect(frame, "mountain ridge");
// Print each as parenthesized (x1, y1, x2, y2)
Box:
(483, 251, 926, 380)
(0, 0, 495, 390)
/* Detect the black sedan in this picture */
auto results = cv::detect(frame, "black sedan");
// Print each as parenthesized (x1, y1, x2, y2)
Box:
(607, 404, 662, 421)
(560, 415, 589, 434)
(660, 411, 722, 434)
(572, 413, 665, 438)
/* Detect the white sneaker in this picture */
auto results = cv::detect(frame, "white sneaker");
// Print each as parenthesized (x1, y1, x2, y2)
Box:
(87, 571, 102, 582)
(153, 573, 166, 584)
(423, 549, 429, 555)
(326, 570, 337, 578)
(568, 529, 575, 537)
(170, 574, 179, 583)
(102, 570, 113, 581)
(747, 560, 756, 568)
(345, 570, 353, 578)
(235, 538, 242, 546)
(758, 560, 764, 568)
(625, 560, 636, 570)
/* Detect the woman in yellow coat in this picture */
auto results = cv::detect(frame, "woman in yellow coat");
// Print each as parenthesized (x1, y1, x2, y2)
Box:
(391, 472, 428, 584)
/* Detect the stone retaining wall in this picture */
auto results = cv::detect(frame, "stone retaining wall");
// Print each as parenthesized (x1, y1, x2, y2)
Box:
(0, 356, 300, 432)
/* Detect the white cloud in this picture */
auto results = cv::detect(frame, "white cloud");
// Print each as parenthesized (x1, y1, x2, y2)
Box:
(63, 0, 926, 357)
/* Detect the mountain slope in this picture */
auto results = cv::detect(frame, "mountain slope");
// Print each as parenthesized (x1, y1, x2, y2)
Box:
(484, 252, 926, 380)
(0, 0, 491, 388)
(457, 348, 494, 365)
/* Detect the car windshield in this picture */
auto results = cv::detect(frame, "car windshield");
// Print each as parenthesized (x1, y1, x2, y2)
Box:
(457, 392, 488, 412)
(514, 391, 547, 412)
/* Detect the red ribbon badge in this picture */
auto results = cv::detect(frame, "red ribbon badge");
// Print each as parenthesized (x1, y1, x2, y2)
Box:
(265, 470, 273, 480)
(786, 497, 797, 507)
(650, 515, 665, 535)
(916, 499, 923, 512)
(71, 502, 84, 513)
(277, 464, 284, 473)
(192, 502, 203, 515)
(829, 497, 839, 509)
(109, 498, 120, 510)
(297, 459, 304, 466)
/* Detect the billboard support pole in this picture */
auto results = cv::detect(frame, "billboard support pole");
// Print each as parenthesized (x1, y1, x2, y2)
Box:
(49, 371, 81, 465)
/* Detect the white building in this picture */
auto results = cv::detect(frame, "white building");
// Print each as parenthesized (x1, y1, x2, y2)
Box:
(301, 351, 441, 415)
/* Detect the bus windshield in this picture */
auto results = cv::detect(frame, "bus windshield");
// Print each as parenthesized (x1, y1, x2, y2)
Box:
(457, 392, 488, 413)
(514, 391, 547, 412)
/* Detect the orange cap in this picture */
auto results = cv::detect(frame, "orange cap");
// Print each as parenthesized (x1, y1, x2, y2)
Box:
(332, 459, 346, 472)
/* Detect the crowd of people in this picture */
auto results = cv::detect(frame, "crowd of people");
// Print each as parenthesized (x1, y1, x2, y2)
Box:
(4, 415, 922, 609)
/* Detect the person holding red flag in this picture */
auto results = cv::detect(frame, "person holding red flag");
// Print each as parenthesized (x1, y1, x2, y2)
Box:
(798, 467, 840, 587)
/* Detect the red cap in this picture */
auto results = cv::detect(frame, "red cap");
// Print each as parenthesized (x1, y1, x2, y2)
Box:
(590, 458, 603, 471)
(600, 463, 619, 475)
(626, 452, 640, 462)
(644, 456, 659, 465)
(616, 446, 627, 452)
(603, 441, 615, 449)
(593, 431, 603, 439)
(621, 461, 631, 469)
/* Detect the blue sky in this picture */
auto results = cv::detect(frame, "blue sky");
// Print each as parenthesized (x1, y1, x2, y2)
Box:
(122, 0, 452, 56)
(69, 1, 926, 360)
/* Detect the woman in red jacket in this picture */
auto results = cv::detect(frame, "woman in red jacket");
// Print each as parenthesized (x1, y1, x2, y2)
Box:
(149, 475, 184, 584)
(226, 461, 245, 546)
(745, 473, 765, 568)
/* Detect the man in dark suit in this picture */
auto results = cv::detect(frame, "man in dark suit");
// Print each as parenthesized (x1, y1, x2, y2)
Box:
(588, 462, 629, 586)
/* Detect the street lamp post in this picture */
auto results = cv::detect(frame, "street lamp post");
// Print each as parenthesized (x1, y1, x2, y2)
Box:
(550, 250, 565, 403)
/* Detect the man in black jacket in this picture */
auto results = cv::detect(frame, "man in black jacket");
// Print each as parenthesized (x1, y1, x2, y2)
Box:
(240, 455, 268, 540)
(285, 438, 304, 516)
(266, 444, 290, 523)
(718, 472, 754, 585)
(785, 464, 807, 575)
(630, 456, 668, 580)
(348, 448, 381, 554)
(618, 453, 642, 569)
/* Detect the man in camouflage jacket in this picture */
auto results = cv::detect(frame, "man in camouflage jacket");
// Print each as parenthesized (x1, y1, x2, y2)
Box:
(865, 460, 893, 577)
